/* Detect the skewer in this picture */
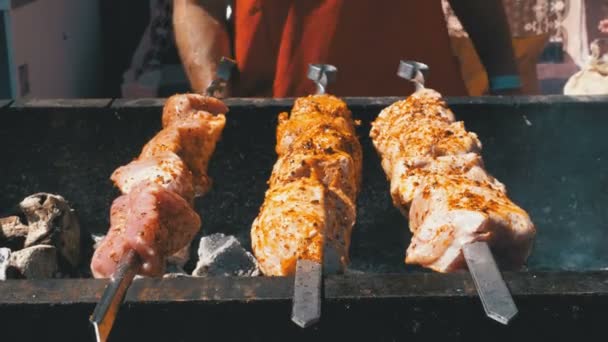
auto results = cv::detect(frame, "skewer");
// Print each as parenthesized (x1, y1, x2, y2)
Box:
(290, 63, 337, 329)
(307, 64, 337, 95)
(397, 60, 518, 325)
(205, 57, 237, 98)
(89, 57, 236, 342)
(463, 241, 518, 324)
(292, 259, 323, 328)
(397, 60, 428, 91)
(90, 251, 140, 342)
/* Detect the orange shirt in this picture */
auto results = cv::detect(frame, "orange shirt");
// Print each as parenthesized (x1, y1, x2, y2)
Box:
(233, 0, 467, 97)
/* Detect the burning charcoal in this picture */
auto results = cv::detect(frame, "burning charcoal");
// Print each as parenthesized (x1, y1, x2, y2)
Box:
(19, 193, 80, 268)
(9, 245, 58, 279)
(0, 248, 10, 280)
(192, 233, 260, 277)
(0, 216, 29, 249)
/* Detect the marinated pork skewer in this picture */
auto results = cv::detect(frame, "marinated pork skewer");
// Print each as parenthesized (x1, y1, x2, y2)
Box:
(370, 60, 535, 325)
(89, 58, 235, 342)
(250, 64, 362, 328)
(292, 64, 338, 329)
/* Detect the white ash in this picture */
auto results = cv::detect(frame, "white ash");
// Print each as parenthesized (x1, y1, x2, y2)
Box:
(91, 234, 106, 250)
(8, 245, 58, 279)
(0, 248, 10, 280)
(19, 193, 81, 268)
(0, 216, 29, 243)
(193, 233, 260, 277)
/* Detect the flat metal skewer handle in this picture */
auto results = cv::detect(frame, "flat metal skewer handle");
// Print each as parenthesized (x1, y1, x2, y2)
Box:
(397, 60, 429, 91)
(463, 241, 518, 325)
(308, 64, 337, 95)
(291, 259, 323, 328)
(205, 56, 237, 98)
(90, 250, 141, 342)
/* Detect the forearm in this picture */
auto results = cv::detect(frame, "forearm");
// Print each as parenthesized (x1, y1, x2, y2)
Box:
(448, 0, 518, 78)
(173, 0, 231, 94)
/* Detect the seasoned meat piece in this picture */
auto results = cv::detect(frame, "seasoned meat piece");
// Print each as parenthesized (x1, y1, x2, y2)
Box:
(162, 93, 228, 127)
(91, 196, 131, 278)
(140, 112, 226, 195)
(92, 183, 201, 278)
(407, 175, 534, 272)
(389, 153, 505, 213)
(111, 152, 195, 202)
(270, 150, 358, 200)
(251, 178, 327, 276)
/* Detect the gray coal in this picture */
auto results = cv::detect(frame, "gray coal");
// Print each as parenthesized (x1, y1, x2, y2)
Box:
(193, 233, 260, 277)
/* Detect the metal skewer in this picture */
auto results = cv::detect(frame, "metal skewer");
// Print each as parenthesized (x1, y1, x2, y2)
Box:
(307, 64, 337, 95)
(463, 241, 518, 324)
(90, 251, 140, 342)
(397, 60, 518, 325)
(292, 259, 323, 328)
(397, 60, 429, 92)
(290, 64, 338, 329)
(205, 57, 237, 98)
(89, 57, 236, 342)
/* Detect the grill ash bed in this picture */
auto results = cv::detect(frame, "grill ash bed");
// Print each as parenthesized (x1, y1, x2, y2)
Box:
(0, 96, 607, 341)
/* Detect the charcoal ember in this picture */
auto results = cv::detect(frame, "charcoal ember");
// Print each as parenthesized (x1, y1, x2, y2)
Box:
(19, 193, 81, 268)
(0, 216, 28, 249)
(8, 245, 58, 279)
(192, 233, 260, 277)
(0, 248, 10, 280)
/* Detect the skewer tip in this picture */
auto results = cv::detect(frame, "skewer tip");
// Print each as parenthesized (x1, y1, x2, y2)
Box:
(488, 310, 518, 325)
(291, 259, 322, 328)
(291, 313, 320, 329)
(89, 250, 141, 342)
(463, 241, 518, 325)
(92, 321, 106, 342)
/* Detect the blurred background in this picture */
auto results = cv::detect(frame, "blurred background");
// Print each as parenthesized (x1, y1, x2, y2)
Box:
(0, 0, 606, 98)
